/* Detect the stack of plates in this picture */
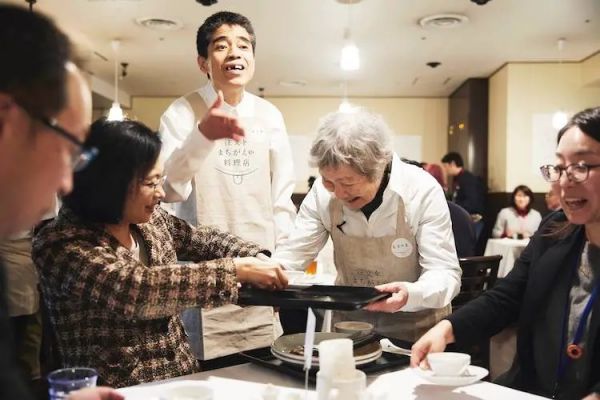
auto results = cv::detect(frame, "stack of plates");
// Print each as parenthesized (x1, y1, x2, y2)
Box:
(271, 332, 382, 367)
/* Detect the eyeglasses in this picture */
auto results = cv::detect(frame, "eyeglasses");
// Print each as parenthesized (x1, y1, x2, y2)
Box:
(539, 163, 600, 183)
(140, 176, 166, 191)
(37, 117, 98, 172)
(10, 101, 99, 172)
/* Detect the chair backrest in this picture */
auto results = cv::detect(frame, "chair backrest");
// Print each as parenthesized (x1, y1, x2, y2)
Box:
(452, 255, 502, 311)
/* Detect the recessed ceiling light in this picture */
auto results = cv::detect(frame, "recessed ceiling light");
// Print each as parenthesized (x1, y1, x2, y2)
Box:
(419, 14, 469, 29)
(135, 17, 183, 31)
(336, 0, 363, 4)
(279, 80, 308, 88)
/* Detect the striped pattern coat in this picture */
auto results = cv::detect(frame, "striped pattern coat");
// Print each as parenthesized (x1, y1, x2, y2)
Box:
(32, 207, 264, 387)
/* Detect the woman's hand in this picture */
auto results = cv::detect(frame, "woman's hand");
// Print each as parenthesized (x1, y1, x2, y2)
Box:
(67, 387, 124, 400)
(363, 282, 409, 313)
(410, 320, 455, 369)
(234, 256, 288, 290)
(583, 394, 600, 400)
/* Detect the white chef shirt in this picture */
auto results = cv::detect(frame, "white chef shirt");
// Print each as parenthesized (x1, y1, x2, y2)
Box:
(273, 154, 461, 311)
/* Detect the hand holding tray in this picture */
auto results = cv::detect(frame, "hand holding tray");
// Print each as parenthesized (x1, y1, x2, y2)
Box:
(237, 284, 391, 311)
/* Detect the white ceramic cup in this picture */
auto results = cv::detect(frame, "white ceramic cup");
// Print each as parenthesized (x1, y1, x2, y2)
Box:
(316, 369, 367, 400)
(158, 384, 214, 400)
(426, 352, 471, 376)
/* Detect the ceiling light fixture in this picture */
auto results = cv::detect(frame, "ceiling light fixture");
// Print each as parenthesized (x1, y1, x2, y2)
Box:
(338, 81, 357, 114)
(552, 38, 568, 130)
(107, 39, 125, 121)
(339, 2, 360, 72)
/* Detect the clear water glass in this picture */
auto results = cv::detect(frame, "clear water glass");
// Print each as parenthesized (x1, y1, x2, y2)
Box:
(47, 367, 98, 399)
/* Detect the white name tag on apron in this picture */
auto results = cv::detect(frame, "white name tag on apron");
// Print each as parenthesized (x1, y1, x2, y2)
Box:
(391, 238, 413, 258)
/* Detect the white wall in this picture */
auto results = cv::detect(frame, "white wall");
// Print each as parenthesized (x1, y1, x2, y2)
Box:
(488, 61, 600, 193)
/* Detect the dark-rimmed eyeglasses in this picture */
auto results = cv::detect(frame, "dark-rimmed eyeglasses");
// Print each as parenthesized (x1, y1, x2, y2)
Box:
(9, 101, 99, 172)
(36, 116, 98, 172)
(539, 163, 600, 183)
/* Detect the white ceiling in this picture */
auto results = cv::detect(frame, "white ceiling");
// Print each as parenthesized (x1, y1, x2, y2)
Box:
(8, 0, 600, 98)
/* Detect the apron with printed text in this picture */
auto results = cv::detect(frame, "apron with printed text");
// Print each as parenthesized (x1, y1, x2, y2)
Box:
(181, 92, 281, 360)
(329, 197, 450, 342)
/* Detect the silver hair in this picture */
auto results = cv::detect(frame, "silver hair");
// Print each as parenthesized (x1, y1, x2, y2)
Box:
(309, 110, 394, 181)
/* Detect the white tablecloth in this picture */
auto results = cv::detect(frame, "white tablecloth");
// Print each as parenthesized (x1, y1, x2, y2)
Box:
(483, 238, 529, 380)
(118, 363, 547, 400)
(484, 238, 529, 278)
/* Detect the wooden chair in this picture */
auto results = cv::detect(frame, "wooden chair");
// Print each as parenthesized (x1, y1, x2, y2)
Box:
(451, 255, 502, 371)
(452, 255, 502, 312)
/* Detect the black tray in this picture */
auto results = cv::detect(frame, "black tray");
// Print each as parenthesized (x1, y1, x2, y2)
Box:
(240, 345, 410, 385)
(238, 285, 391, 311)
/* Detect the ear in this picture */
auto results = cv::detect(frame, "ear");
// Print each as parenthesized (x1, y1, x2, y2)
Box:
(197, 56, 210, 78)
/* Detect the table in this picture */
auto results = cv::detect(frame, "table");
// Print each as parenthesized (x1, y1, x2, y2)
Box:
(483, 238, 529, 380)
(484, 238, 530, 278)
(118, 362, 547, 399)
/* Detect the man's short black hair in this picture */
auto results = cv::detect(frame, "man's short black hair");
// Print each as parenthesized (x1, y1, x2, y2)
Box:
(0, 5, 72, 118)
(441, 152, 464, 167)
(63, 118, 161, 224)
(196, 11, 256, 58)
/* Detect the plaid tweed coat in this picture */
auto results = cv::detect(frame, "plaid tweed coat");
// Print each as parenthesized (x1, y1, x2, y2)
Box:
(32, 206, 265, 387)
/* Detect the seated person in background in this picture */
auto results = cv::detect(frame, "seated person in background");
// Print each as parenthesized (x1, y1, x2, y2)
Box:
(492, 184, 542, 239)
(274, 110, 461, 343)
(424, 163, 448, 193)
(546, 188, 562, 212)
(423, 162, 475, 257)
(410, 107, 600, 400)
(32, 119, 287, 387)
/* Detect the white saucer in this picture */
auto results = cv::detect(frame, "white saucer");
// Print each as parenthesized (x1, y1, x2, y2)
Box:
(271, 347, 381, 367)
(413, 365, 488, 386)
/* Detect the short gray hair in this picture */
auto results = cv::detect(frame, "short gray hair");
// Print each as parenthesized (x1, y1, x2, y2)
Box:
(309, 110, 394, 181)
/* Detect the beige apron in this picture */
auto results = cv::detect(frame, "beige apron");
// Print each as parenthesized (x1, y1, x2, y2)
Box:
(180, 92, 280, 360)
(329, 197, 450, 342)
(0, 233, 39, 317)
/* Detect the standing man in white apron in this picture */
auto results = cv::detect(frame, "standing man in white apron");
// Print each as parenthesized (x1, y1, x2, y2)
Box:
(274, 110, 461, 343)
(159, 11, 296, 365)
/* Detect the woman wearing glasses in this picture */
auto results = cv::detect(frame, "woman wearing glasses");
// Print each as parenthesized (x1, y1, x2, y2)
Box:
(411, 107, 600, 400)
(31, 118, 287, 387)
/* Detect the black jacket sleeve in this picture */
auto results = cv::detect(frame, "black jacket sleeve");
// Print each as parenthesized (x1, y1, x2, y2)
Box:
(447, 234, 533, 345)
(0, 260, 34, 400)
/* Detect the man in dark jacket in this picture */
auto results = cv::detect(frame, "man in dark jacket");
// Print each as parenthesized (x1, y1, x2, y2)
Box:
(442, 152, 486, 239)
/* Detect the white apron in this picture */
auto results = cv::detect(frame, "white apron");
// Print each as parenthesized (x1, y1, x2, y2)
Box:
(180, 92, 281, 360)
(329, 197, 450, 342)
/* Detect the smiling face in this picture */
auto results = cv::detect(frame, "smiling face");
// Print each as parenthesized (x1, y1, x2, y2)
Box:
(320, 164, 381, 210)
(514, 190, 531, 211)
(553, 126, 600, 227)
(198, 24, 255, 94)
(121, 159, 165, 225)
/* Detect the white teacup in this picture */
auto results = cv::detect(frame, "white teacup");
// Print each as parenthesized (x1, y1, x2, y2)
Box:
(159, 384, 214, 400)
(426, 352, 471, 376)
(316, 370, 367, 400)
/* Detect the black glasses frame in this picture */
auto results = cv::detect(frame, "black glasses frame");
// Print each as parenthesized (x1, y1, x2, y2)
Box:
(539, 163, 600, 183)
(14, 102, 99, 172)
